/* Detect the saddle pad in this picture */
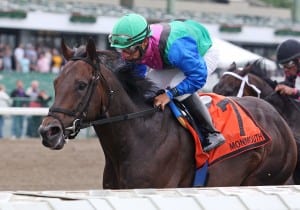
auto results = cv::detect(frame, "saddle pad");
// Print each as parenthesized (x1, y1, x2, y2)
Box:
(192, 93, 271, 168)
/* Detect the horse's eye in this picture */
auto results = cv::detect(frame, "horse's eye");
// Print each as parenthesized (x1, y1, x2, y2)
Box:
(78, 82, 87, 91)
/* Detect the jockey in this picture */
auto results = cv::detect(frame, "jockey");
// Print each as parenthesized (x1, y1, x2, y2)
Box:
(109, 13, 225, 152)
(275, 39, 300, 98)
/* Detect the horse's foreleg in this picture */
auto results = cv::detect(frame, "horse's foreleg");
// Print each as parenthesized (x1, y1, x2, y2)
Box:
(102, 159, 119, 189)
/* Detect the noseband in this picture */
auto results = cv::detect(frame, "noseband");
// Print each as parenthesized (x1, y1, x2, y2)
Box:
(48, 56, 111, 139)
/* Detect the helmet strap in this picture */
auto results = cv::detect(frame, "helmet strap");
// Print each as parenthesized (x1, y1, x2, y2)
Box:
(294, 58, 300, 73)
(128, 46, 145, 63)
(133, 38, 148, 62)
(138, 45, 146, 57)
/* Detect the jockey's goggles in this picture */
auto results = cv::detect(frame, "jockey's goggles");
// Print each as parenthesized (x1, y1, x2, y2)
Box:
(108, 25, 149, 46)
(279, 60, 297, 69)
(116, 43, 142, 54)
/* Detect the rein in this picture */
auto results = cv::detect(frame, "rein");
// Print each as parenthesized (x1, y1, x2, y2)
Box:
(265, 91, 300, 113)
(80, 106, 160, 129)
(223, 71, 261, 98)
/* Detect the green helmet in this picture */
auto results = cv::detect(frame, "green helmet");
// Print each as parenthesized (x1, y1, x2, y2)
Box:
(109, 13, 150, 49)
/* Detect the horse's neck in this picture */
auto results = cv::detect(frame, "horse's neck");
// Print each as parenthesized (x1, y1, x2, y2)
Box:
(265, 93, 300, 138)
(95, 82, 162, 151)
(95, 72, 191, 163)
(109, 88, 138, 115)
(95, 106, 175, 162)
(249, 74, 273, 98)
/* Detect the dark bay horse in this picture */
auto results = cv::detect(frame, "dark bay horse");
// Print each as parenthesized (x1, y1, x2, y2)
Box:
(213, 60, 300, 184)
(38, 39, 297, 189)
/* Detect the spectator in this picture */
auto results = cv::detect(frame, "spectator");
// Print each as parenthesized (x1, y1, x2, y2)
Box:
(37, 90, 52, 107)
(26, 80, 41, 137)
(26, 80, 40, 102)
(2, 44, 13, 71)
(25, 43, 38, 71)
(0, 84, 12, 138)
(36, 52, 50, 73)
(44, 48, 52, 68)
(19, 54, 30, 73)
(29, 89, 52, 137)
(51, 48, 63, 73)
(14, 43, 24, 72)
(0, 44, 4, 70)
(10, 80, 29, 139)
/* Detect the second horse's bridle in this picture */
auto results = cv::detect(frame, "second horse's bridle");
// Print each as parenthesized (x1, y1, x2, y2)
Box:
(223, 71, 261, 98)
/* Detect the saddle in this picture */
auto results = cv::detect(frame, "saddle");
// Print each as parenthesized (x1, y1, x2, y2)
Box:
(171, 93, 271, 168)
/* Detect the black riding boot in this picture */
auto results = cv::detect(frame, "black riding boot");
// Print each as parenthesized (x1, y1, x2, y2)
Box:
(183, 93, 225, 152)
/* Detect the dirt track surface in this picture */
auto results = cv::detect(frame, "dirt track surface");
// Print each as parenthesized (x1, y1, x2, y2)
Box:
(0, 138, 105, 191)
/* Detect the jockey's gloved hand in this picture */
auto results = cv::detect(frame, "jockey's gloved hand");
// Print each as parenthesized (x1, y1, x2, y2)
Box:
(144, 90, 159, 105)
(146, 89, 166, 106)
(278, 80, 294, 88)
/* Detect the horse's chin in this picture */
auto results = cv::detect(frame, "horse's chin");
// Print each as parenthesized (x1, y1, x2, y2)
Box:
(42, 135, 66, 150)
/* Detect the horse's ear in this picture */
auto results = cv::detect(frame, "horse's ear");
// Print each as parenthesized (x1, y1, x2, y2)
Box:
(61, 38, 74, 61)
(86, 38, 97, 61)
(240, 62, 253, 77)
(254, 58, 262, 66)
(228, 62, 237, 72)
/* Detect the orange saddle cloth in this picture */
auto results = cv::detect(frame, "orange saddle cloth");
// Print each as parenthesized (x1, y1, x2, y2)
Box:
(190, 93, 271, 168)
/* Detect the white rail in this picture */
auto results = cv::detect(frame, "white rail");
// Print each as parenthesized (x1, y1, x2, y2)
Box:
(2, 186, 300, 210)
(0, 107, 49, 116)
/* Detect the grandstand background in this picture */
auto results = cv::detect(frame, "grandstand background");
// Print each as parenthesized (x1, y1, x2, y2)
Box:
(0, 0, 300, 58)
(0, 0, 298, 91)
(0, 0, 298, 138)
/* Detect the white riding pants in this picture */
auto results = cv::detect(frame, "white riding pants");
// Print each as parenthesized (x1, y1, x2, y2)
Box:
(146, 44, 219, 101)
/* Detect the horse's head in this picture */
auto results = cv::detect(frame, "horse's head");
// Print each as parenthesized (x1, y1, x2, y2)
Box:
(213, 60, 273, 98)
(39, 38, 159, 150)
(213, 62, 255, 96)
(39, 38, 112, 149)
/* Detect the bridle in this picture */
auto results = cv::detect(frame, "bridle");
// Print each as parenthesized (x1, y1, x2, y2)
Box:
(48, 56, 112, 139)
(47, 55, 158, 139)
(223, 71, 261, 98)
(224, 69, 300, 120)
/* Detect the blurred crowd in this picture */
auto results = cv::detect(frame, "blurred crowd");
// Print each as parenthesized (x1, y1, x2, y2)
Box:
(0, 43, 64, 73)
(0, 79, 52, 139)
(0, 42, 61, 139)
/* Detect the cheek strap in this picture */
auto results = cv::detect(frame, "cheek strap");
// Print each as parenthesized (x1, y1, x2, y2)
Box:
(128, 45, 146, 63)
(138, 45, 146, 58)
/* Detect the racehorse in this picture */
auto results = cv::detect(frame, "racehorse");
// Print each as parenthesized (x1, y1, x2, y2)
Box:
(38, 39, 297, 189)
(212, 60, 300, 184)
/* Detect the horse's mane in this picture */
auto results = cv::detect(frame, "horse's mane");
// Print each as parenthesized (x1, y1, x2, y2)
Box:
(248, 59, 278, 89)
(113, 63, 160, 105)
(248, 59, 269, 78)
(74, 47, 159, 105)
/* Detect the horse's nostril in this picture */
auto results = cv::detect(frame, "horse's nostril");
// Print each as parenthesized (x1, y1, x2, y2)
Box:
(49, 126, 60, 136)
(39, 125, 62, 138)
